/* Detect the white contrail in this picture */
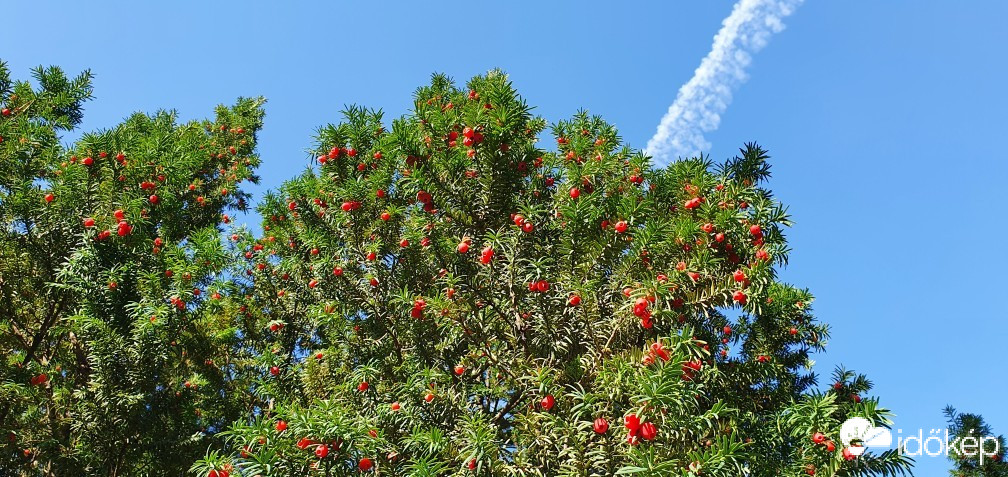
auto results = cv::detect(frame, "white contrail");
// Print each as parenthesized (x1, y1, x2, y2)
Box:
(646, 0, 804, 165)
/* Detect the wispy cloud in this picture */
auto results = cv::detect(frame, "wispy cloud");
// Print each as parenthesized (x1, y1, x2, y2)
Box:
(646, 0, 804, 165)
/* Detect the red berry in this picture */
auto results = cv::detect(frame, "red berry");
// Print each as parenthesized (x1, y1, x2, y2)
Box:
(732, 270, 746, 282)
(568, 295, 582, 307)
(315, 444, 329, 459)
(275, 420, 287, 432)
(811, 432, 826, 444)
(270, 366, 280, 376)
(454, 364, 465, 376)
(480, 246, 494, 264)
(83, 217, 95, 227)
(116, 221, 132, 236)
(44, 193, 54, 203)
(358, 457, 373, 471)
(614, 220, 628, 234)
(457, 240, 470, 254)
(749, 224, 762, 236)
(732, 290, 747, 304)
(593, 417, 609, 434)
(640, 422, 657, 441)
(533, 280, 549, 293)
(358, 381, 369, 392)
(624, 414, 640, 432)
(569, 187, 580, 199)
(825, 440, 836, 452)
(540, 394, 555, 411)
(842, 446, 857, 461)
(83, 156, 94, 166)
(380, 211, 391, 221)
(411, 299, 427, 319)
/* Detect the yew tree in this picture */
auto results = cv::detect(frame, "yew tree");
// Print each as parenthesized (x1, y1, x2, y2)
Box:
(199, 72, 913, 477)
(945, 407, 1006, 477)
(0, 61, 265, 475)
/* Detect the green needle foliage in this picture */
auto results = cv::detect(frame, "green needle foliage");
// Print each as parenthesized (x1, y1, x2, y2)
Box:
(945, 407, 1006, 477)
(0, 60, 265, 475)
(187, 71, 914, 477)
(0, 59, 934, 477)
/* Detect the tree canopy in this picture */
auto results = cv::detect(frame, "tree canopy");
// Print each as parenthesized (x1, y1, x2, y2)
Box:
(5, 62, 989, 477)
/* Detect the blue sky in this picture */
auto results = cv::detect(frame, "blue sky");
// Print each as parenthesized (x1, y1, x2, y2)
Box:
(4, 1, 1006, 473)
